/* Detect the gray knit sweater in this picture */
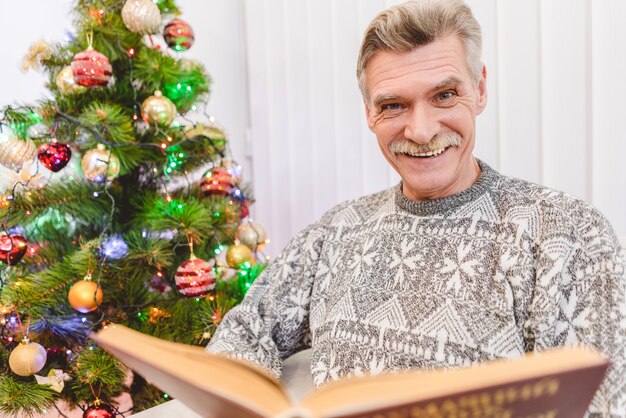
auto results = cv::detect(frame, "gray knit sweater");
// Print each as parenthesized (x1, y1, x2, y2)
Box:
(207, 161, 626, 417)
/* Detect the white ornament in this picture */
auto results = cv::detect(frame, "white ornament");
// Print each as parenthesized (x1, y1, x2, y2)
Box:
(0, 137, 37, 172)
(121, 0, 161, 35)
(9, 338, 47, 376)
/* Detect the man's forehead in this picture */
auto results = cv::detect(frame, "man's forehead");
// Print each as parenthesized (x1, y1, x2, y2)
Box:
(364, 37, 470, 98)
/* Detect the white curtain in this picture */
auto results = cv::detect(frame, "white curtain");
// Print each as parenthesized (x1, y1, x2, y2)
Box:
(244, 0, 626, 256)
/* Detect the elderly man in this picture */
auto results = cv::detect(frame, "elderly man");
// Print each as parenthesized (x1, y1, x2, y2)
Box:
(208, 0, 625, 415)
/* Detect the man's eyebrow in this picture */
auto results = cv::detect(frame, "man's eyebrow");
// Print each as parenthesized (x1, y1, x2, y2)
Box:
(373, 94, 401, 108)
(430, 77, 463, 93)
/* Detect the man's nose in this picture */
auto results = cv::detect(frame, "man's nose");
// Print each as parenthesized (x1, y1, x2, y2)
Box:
(403, 105, 439, 145)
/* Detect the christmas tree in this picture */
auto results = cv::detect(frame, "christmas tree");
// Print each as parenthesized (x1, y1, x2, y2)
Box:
(0, 0, 268, 416)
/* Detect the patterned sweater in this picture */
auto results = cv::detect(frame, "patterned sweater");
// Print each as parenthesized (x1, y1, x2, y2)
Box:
(207, 161, 626, 417)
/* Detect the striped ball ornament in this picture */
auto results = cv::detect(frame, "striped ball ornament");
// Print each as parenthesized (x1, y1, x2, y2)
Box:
(163, 19, 195, 51)
(200, 167, 238, 196)
(0, 137, 36, 172)
(71, 47, 112, 87)
(174, 256, 216, 297)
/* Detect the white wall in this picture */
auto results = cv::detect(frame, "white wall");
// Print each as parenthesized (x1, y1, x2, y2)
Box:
(1, 1, 625, 259)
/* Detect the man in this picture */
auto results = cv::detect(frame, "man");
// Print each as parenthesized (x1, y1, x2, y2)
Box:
(208, 0, 626, 415)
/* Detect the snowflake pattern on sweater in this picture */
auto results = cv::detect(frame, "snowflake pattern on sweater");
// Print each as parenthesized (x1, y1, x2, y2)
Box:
(207, 161, 626, 417)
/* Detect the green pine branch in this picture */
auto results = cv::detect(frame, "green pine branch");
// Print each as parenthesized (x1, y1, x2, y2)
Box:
(7, 181, 114, 232)
(0, 377, 58, 418)
(68, 348, 127, 405)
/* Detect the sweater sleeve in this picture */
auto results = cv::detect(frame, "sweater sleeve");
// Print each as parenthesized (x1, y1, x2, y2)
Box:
(206, 224, 324, 378)
(524, 205, 626, 417)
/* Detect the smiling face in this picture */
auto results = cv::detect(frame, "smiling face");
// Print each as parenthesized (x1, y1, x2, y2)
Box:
(364, 35, 487, 201)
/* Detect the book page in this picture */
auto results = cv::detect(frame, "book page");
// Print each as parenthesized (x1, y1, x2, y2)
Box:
(300, 348, 608, 418)
(92, 325, 293, 418)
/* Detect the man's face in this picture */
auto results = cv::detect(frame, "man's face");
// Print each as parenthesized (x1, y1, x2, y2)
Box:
(364, 36, 487, 201)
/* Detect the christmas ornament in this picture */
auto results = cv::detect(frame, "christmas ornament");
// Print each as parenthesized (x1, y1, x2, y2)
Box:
(226, 244, 253, 268)
(9, 338, 47, 376)
(55, 65, 87, 95)
(147, 307, 171, 324)
(100, 235, 128, 260)
(200, 167, 238, 196)
(141, 90, 176, 126)
(163, 19, 195, 51)
(83, 400, 116, 418)
(236, 222, 268, 251)
(0, 137, 37, 172)
(121, 0, 161, 35)
(0, 161, 44, 193)
(0, 310, 20, 343)
(35, 369, 71, 393)
(37, 139, 72, 172)
(175, 255, 216, 297)
(214, 248, 237, 281)
(147, 272, 172, 294)
(0, 233, 28, 265)
(71, 47, 112, 87)
(240, 199, 250, 219)
(81, 144, 121, 183)
(68, 274, 103, 313)
(21, 40, 52, 72)
(183, 123, 226, 153)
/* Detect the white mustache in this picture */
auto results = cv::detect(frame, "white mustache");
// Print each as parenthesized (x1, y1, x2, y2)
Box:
(388, 132, 462, 155)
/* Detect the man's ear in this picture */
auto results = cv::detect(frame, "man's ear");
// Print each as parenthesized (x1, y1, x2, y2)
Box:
(476, 64, 488, 115)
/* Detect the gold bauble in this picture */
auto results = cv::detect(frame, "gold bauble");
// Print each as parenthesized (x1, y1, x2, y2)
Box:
(141, 90, 176, 126)
(55, 65, 87, 95)
(184, 123, 226, 152)
(236, 222, 268, 251)
(226, 244, 253, 268)
(9, 338, 47, 376)
(68, 279, 103, 313)
(81, 144, 121, 183)
(0, 137, 37, 172)
(121, 0, 161, 35)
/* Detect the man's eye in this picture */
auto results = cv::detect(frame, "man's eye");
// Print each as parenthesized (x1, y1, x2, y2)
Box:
(381, 103, 402, 111)
(436, 91, 456, 101)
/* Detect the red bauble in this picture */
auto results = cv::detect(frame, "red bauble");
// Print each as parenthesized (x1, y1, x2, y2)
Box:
(163, 19, 195, 51)
(83, 402, 116, 418)
(200, 167, 237, 196)
(0, 233, 28, 265)
(175, 256, 216, 297)
(71, 48, 112, 87)
(240, 199, 250, 219)
(37, 140, 72, 172)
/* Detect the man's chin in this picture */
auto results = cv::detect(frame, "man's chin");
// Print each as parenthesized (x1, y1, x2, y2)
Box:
(397, 159, 460, 201)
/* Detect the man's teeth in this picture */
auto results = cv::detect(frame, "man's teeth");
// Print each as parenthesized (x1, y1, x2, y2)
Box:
(406, 147, 447, 157)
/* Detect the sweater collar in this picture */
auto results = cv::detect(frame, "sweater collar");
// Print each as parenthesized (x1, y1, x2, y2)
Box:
(394, 159, 498, 216)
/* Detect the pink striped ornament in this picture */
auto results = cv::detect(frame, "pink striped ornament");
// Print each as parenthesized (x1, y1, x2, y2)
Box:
(71, 47, 112, 87)
(174, 256, 216, 297)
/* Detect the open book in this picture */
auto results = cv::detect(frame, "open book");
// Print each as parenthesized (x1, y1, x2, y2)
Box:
(92, 324, 609, 418)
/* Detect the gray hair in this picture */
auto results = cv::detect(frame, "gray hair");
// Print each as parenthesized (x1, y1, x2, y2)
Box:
(357, 0, 482, 100)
